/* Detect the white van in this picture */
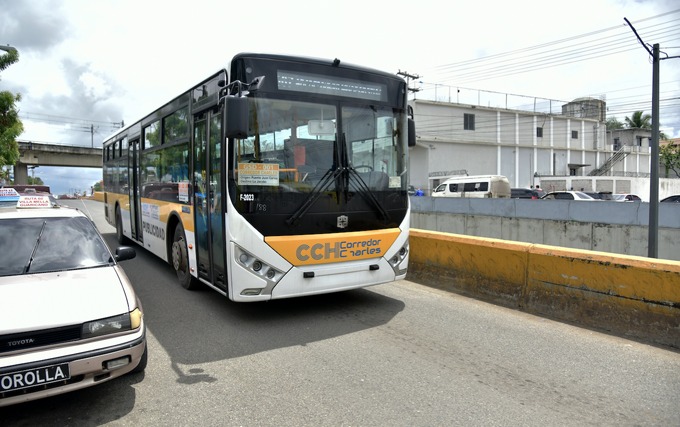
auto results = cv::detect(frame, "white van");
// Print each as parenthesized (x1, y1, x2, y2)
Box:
(431, 175, 511, 199)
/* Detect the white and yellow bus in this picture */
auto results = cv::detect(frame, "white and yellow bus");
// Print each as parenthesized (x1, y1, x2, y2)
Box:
(103, 53, 415, 301)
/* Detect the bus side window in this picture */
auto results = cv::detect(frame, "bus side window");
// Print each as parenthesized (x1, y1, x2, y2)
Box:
(449, 184, 458, 192)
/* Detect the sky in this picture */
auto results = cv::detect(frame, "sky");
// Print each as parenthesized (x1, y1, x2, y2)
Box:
(1, 0, 679, 195)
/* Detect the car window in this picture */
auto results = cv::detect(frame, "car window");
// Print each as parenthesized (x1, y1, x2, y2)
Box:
(555, 193, 573, 200)
(0, 217, 112, 276)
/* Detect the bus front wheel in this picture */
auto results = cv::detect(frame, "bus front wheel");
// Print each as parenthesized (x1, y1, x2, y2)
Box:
(116, 206, 129, 245)
(172, 223, 199, 290)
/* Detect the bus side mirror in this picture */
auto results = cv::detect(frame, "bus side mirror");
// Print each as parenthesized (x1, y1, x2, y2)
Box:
(408, 118, 416, 147)
(225, 96, 249, 139)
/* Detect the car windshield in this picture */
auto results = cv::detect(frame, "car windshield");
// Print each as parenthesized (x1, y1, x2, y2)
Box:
(0, 216, 112, 276)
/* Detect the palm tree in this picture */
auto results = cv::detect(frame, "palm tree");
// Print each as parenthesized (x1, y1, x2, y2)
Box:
(623, 110, 668, 139)
(624, 111, 652, 129)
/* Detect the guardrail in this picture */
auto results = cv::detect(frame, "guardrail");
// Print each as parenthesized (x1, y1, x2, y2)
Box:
(407, 229, 680, 348)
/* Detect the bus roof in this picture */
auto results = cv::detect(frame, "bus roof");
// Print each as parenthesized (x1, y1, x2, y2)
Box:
(103, 53, 404, 145)
(232, 53, 403, 81)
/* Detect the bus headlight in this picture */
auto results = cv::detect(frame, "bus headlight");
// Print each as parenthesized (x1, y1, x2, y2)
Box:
(234, 246, 284, 296)
(388, 241, 409, 277)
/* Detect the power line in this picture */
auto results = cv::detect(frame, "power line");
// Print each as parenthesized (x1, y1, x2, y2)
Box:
(424, 10, 680, 87)
(19, 111, 123, 127)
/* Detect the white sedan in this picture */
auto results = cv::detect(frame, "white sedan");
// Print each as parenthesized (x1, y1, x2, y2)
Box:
(611, 194, 643, 202)
(0, 193, 146, 407)
(540, 191, 596, 201)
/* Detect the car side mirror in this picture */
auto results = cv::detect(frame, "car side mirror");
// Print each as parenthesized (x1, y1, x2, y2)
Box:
(115, 246, 136, 262)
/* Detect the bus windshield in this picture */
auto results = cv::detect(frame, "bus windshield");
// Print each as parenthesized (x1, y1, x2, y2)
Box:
(228, 96, 408, 234)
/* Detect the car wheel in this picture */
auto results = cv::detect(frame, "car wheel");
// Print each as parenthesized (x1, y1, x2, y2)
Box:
(116, 206, 129, 245)
(130, 344, 147, 373)
(172, 222, 199, 290)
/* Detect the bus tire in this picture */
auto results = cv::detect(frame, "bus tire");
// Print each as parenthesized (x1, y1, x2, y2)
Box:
(116, 206, 129, 245)
(172, 222, 198, 290)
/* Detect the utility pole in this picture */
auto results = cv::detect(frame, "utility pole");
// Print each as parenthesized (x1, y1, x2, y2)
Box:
(90, 124, 100, 148)
(397, 70, 421, 98)
(649, 43, 660, 259)
(624, 17, 680, 258)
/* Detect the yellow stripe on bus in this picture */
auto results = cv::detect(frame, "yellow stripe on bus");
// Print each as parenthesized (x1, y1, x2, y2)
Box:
(139, 198, 195, 233)
(105, 193, 194, 233)
(266, 229, 400, 266)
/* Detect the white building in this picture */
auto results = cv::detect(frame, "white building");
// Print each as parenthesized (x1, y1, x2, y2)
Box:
(408, 97, 652, 192)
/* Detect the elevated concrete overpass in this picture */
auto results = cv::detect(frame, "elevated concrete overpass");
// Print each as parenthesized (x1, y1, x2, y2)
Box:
(14, 141, 102, 184)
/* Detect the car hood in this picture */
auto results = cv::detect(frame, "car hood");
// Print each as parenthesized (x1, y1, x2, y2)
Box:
(0, 267, 130, 335)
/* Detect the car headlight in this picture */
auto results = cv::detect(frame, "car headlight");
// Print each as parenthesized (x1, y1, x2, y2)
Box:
(130, 308, 142, 329)
(81, 313, 132, 339)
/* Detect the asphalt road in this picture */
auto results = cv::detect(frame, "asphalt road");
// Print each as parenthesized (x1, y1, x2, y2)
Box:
(2, 199, 679, 426)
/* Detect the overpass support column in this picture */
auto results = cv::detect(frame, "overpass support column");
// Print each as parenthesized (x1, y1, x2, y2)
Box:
(13, 163, 28, 185)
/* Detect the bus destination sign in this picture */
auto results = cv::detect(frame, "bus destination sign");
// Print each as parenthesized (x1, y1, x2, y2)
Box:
(238, 163, 279, 186)
(277, 70, 387, 102)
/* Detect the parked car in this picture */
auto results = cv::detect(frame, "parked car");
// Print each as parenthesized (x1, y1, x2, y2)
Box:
(541, 191, 596, 201)
(0, 192, 146, 407)
(511, 188, 546, 199)
(660, 195, 680, 203)
(432, 175, 511, 198)
(612, 194, 642, 202)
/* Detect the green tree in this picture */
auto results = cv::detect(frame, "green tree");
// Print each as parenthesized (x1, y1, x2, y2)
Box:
(94, 181, 102, 191)
(606, 117, 625, 130)
(27, 176, 44, 185)
(0, 47, 23, 180)
(625, 111, 652, 129)
(624, 110, 668, 140)
(660, 142, 680, 178)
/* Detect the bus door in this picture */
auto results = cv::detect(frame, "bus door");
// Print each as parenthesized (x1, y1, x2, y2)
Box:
(128, 139, 142, 242)
(193, 109, 226, 290)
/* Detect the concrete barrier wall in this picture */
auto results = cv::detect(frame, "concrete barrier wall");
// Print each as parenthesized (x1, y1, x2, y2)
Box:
(412, 211, 680, 261)
(410, 197, 680, 261)
(408, 229, 680, 348)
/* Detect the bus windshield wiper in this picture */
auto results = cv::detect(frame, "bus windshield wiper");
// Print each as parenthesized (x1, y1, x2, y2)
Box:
(342, 134, 390, 221)
(285, 166, 344, 228)
(23, 220, 47, 274)
(286, 139, 343, 228)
